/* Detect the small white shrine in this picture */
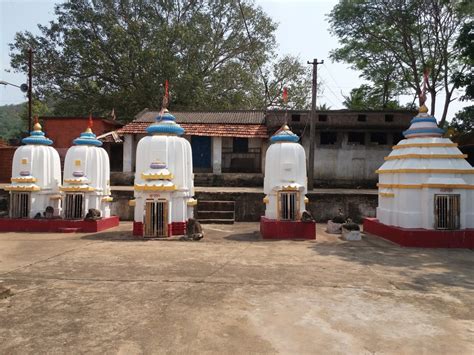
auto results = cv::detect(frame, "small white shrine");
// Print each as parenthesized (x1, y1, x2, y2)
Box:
(4, 120, 62, 218)
(365, 103, 474, 247)
(133, 109, 195, 237)
(260, 124, 315, 239)
(61, 120, 113, 219)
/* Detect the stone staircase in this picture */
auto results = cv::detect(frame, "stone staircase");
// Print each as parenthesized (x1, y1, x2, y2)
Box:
(196, 200, 235, 224)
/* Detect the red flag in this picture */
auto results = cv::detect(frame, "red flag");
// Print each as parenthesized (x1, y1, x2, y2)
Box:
(165, 79, 169, 100)
(88, 113, 93, 128)
(282, 86, 288, 104)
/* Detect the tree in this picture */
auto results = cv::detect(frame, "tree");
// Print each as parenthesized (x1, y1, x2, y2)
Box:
(342, 84, 408, 110)
(9, 0, 310, 120)
(328, 0, 471, 126)
(449, 106, 474, 135)
(452, 19, 473, 101)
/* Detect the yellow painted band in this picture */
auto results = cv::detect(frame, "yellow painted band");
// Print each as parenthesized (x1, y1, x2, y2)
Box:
(102, 196, 113, 202)
(379, 192, 395, 198)
(187, 199, 198, 206)
(376, 169, 474, 174)
(128, 199, 136, 207)
(263, 196, 269, 204)
(304, 197, 309, 204)
(281, 186, 299, 191)
(384, 154, 467, 160)
(141, 172, 174, 180)
(134, 184, 177, 191)
(11, 177, 37, 183)
(60, 186, 95, 192)
(64, 178, 88, 184)
(378, 183, 474, 190)
(4, 185, 40, 192)
(392, 143, 458, 149)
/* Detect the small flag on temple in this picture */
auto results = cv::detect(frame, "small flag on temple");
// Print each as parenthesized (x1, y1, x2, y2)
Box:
(282, 86, 288, 104)
(165, 79, 169, 100)
(88, 113, 93, 128)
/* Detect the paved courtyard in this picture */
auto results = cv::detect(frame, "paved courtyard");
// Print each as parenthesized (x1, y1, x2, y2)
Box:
(0, 222, 473, 354)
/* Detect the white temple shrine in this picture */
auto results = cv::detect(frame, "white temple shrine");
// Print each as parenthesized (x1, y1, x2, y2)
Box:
(61, 119, 113, 220)
(3, 119, 62, 219)
(132, 109, 195, 237)
(364, 103, 474, 248)
(260, 124, 315, 239)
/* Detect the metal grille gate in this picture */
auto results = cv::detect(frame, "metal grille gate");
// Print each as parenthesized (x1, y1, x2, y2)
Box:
(10, 192, 30, 218)
(279, 192, 298, 221)
(434, 194, 460, 230)
(64, 193, 84, 219)
(144, 199, 168, 237)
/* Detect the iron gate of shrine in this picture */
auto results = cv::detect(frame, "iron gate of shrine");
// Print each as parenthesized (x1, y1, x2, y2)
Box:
(64, 193, 84, 219)
(434, 194, 460, 230)
(278, 191, 299, 221)
(10, 192, 30, 218)
(144, 199, 168, 237)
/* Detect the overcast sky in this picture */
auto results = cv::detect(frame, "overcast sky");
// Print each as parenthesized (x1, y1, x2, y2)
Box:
(0, 0, 468, 119)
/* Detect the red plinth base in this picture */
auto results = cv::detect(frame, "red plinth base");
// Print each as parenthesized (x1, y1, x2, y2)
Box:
(260, 217, 316, 240)
(363, 218, 474, 248)
(0, 216, 119, 233)
(132, 221, 187, 238)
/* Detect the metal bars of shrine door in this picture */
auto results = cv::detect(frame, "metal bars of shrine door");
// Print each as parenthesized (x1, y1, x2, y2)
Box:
(434, 194, 460, 230)
(10, 192, 30, 218)
(144, 199, 168, 237)
(64, 193, 84, 220)
(279, 191, 298, 221)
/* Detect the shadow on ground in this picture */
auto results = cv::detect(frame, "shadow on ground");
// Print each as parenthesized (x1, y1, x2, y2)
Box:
(308, 232, 474, 291)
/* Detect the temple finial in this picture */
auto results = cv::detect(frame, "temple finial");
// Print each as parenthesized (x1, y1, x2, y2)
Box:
(33, 115, 42, 131)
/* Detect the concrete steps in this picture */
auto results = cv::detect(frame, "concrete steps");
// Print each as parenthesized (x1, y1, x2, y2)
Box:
(196, 200, 235, 224)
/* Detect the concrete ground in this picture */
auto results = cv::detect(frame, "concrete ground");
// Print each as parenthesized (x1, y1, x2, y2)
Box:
(0, 223, 472, 354)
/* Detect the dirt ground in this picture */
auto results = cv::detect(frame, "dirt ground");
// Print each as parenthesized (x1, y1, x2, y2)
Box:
(0, 222, 472, 354)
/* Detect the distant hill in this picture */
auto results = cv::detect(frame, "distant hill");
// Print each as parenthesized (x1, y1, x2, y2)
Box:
(0, 103, 25, 141)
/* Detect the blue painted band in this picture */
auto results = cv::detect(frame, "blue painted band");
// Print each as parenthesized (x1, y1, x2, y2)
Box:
(22, 136, 53, 145)
(156, 113, 176, 122)
(410, 117, 437, 124)
(270, 134, 300, 143)
(73, 138, 103, 146)
(403, 127, 444, 137)
(147, 123, 184, 136)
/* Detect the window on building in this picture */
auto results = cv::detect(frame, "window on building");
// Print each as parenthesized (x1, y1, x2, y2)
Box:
(357, 114, 367, 122)
(347, 132, 365, 145)
(233, 137, 249, 153)
(318, 114, 328, 122)
(434, 194, 460, 230)
(385, 114, 394, 122)
(320, 132, 338, 145)
(370, 132, 387, 145)
(291, 114, 301, 122)
(393, 132, 404, 144)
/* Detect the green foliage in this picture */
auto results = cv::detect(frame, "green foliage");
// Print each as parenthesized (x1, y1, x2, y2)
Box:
(0, 103, 25, 141)
(328, 0, 469, 126)
(452, 20, 474, 101)
(9, 0, 310, 120)
(342, 84, 408, 110)
(448, 106, 474, 135)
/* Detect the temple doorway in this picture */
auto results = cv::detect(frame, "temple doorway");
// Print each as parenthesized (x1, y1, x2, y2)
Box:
(144, 199, 168, 237)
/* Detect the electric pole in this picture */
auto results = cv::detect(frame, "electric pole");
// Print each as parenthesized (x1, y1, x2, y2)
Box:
(28, 48, 33, 133)
(307, 58, 323, 191)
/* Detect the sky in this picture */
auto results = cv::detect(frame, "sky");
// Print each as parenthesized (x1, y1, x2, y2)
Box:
(0, 0, 468, 119)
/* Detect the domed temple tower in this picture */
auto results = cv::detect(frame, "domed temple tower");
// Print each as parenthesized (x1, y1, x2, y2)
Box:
(260, 125, 315, 239)
(61, 119, 114, 220)
(4, 119, 61, 218)
(132, 109, 195, 237)
(364, 103, 474, 247)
